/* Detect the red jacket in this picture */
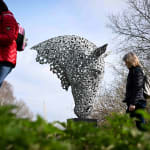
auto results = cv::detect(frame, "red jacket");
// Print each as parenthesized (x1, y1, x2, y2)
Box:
(0, 11, 18, 66)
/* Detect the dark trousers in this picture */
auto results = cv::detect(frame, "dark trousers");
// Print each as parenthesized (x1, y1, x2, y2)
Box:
(0, 65, 13, 87)
(126, 101, 146, 130)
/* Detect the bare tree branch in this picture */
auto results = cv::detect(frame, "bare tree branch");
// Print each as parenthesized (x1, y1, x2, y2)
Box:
(0, 81, 33, 119)
(108, 0, 150, 74)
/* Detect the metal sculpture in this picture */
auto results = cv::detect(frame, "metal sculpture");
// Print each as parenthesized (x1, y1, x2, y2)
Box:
(31, 35, 108, 119)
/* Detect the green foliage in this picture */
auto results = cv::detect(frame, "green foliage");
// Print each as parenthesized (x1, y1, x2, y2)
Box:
(0, 105, 150, 150)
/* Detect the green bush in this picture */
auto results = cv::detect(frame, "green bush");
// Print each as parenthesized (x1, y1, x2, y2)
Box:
(0, 105, 150, 150)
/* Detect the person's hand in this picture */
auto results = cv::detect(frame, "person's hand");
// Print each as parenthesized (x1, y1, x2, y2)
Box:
(129, 105, 136, 111)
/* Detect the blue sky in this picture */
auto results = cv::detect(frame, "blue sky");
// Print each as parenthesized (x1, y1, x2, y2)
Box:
(4, 0, 126, 122)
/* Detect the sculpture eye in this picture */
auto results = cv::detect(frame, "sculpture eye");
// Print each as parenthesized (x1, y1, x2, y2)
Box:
(91, 69, 101, 78)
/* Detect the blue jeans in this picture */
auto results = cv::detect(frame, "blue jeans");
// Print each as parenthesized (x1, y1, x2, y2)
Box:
(0, 65, 13, 87)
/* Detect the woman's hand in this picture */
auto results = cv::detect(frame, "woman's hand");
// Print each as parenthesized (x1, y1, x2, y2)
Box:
(129, 105, 136, 111)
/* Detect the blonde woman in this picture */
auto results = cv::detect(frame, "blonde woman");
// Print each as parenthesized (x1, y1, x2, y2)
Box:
(123, 52, 146, 130)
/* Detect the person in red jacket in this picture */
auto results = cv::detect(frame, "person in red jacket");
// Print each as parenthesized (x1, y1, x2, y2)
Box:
(0, 0, 18, 87)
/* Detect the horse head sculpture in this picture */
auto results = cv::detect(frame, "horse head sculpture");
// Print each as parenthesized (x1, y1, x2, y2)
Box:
(31, 35, 108, 119)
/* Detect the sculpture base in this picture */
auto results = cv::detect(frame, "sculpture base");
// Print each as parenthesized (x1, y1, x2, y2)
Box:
(67, 118, 98, 127)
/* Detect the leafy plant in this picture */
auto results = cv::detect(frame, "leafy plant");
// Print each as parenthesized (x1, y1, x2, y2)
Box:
(0, 105, 150, 150)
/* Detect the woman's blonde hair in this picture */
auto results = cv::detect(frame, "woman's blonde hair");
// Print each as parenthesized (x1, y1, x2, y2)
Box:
(123, 52, 141, 67)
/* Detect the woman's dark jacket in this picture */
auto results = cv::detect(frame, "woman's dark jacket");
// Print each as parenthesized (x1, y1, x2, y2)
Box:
(124, 66, 146, 105)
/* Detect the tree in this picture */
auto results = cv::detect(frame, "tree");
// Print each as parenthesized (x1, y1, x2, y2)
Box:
(14, 100, 33, 119)
(108, 0, 150, 74)
(0, 81, 15, 105)
(107, 0, 150, 115)
(0, 81, 33, 119)
(91, 0, 150, 123)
